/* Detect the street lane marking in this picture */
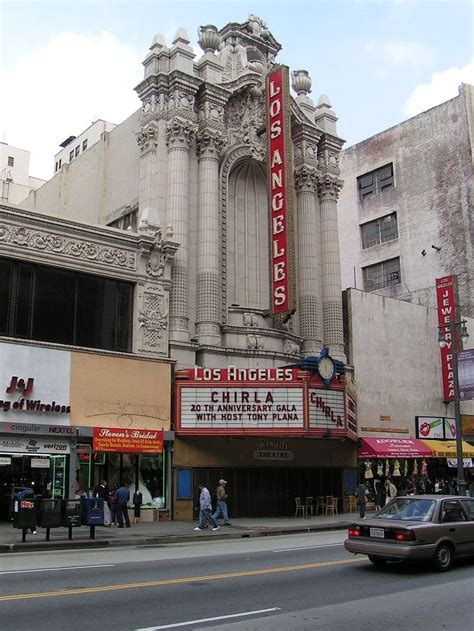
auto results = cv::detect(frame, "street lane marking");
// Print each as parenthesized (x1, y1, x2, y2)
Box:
(273, 543, 343, 553)
(0, 564, 114, 575)
(135, 607, 281, 630)
(0, 557, 363, 603)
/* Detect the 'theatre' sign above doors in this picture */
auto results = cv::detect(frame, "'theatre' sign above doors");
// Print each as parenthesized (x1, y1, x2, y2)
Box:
(266, 65, 296, 322)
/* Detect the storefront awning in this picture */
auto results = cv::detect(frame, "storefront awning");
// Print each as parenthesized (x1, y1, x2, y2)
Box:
(358, 438, 432, 459)
(421, 440, 474, 458)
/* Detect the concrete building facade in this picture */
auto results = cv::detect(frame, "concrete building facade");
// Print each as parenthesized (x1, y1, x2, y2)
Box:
(0, 142, 45, 206)
(338, 84, 474, 319)
(54, 119, 117, 174)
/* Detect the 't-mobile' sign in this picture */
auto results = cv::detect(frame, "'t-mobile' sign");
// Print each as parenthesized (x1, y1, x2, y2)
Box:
(267, 66, 295, 322)
(436, 275, 458, 401)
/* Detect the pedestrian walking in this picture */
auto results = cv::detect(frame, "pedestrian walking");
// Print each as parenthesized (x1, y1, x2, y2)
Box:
(194, 483, 220, 532)
(133, 489, 143, 523)
(212, 479, 231, 526)
(115, 484, 131, 528)
(355, 481, 368, 519)
(95, 480, 111, 526)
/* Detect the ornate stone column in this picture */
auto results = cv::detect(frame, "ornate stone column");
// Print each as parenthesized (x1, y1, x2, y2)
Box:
(294, 166, 323, 353)
(293, 125, 323, 354)
(317, 143, 345, 359)
(136, 123, 159, 226)
(196, 128, 227, 345)
(166, 118, 196, 341)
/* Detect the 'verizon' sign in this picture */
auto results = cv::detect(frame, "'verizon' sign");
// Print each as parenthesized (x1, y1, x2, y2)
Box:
(266, 65, 296, 322)
(436, 275, 459, 401)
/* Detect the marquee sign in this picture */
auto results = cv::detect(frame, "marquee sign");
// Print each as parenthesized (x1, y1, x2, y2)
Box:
(436, 275, 459, 401)
(175, 367, 355, 439)
(266, 65, 296, 322)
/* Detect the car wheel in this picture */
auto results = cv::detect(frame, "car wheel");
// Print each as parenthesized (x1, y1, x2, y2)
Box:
(432, 543, 453, 572)
(368, 555, 388, 567)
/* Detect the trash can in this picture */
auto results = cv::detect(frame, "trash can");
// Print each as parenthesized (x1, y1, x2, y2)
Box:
(81, 497, 104, 526)
(37, 498, 62, 529)
(61, 499, 83, 528)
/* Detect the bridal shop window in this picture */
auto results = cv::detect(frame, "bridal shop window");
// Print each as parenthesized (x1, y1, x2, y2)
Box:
(106, 453, 167, 508)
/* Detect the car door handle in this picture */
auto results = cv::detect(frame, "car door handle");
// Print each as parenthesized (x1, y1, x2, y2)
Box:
(449, 528, 456, 532)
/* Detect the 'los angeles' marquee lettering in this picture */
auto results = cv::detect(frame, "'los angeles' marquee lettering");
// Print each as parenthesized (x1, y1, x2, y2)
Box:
(267, 66, 295, 320)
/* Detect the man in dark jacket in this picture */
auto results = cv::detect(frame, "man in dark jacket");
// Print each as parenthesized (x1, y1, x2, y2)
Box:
(115, 484, 131, 528)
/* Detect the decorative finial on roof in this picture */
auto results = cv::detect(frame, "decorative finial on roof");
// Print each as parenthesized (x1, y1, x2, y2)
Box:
(172, 27, 191, 45)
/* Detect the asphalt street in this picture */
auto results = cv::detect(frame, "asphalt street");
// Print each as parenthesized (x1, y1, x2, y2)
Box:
(0, 531, 472, 631)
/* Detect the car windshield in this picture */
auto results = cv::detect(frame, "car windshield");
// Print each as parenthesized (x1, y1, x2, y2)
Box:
(375, 498, 436, 522)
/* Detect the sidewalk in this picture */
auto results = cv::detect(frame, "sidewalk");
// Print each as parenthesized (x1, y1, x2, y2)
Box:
(0, 512, 353, 553)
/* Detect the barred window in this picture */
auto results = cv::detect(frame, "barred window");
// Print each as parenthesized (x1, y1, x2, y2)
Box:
(357, 164, 394, 201)
(363, 258, 401, 291)
(108, 209, 138, 232)
(361, 213, 398, 249)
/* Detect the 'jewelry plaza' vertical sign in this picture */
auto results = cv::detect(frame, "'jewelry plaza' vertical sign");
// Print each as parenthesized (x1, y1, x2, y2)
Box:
(436, 275, 459, 402)
(267, 65, 296, 322)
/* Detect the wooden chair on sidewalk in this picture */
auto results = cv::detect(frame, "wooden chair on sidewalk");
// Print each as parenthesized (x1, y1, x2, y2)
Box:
(295, 497, 306, 518)
(316, 496, 326, 515)
(305, 496, 316, 517)
(326, 497, 339, 516)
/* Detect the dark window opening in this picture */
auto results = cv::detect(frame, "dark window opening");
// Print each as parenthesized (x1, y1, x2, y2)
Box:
(7, 156, 14, 167)
(361, 212, 398, 249)
(357, 164, 394, 201)
(363, 257, 401, 291)
(0, 258, 133, 352)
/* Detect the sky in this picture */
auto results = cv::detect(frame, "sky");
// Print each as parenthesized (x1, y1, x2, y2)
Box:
(0, 0, 473, 180)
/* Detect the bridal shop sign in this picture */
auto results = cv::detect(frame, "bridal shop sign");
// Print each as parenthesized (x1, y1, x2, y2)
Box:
(93, 427, 163, 453)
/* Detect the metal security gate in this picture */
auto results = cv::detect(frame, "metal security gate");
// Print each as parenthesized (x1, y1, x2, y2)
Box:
(193, 467, 343, 518)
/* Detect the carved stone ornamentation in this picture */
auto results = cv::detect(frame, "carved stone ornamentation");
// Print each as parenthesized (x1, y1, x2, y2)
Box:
(138, 292, 168, 348)
(316, 173, 344, 200)
(243, 312, 258, 327)
(196, 129, 227, 159)
(136, 124, 158, 153)
(247, 333, 263, 350)
(284, 339, 300, 355)
(291, 70, 312, 97)
(166, 118, 197, 149)
(0, 224, 136, 270)
(167, 89, 197, 120)
(294, 167, 317, 193)
(198, 24, 221, 54)
(225, 91, 266, 160)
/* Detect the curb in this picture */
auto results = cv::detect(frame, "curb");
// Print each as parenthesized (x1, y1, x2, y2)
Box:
(0, 522, 349, 553)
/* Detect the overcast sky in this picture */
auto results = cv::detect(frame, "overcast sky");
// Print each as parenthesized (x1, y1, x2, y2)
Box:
(1, 0, 472, 180)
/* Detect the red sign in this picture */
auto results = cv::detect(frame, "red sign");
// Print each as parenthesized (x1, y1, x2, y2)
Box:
(267, 66, 295, 322)
(436, 275, 458, 401)
(93, 427, 163, 453)
(358, 438, 432, 459)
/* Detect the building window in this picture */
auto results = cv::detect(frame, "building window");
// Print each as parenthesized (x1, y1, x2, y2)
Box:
(55, 161, 59, 173)
(59, 159, 62, 169)
(7, 156, 14, 167)
(0, 258, 133, 352)
(363, 257, 401, 291)
(75, 146, 80, 157)
(82, 139, 88, 151)
(108, 209, 138, 232)
(361, 213, 398, 249)
(357, 164, 394, 201)
(69, 150, 74, 161)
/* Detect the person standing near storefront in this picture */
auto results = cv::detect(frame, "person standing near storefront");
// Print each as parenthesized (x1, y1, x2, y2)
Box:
(95, 480, 111, 526)
(212, 479, 231, 526)
(355, 481, 368, 519)
(115, 484, 131, 528)
(194, 483, 220, 532)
